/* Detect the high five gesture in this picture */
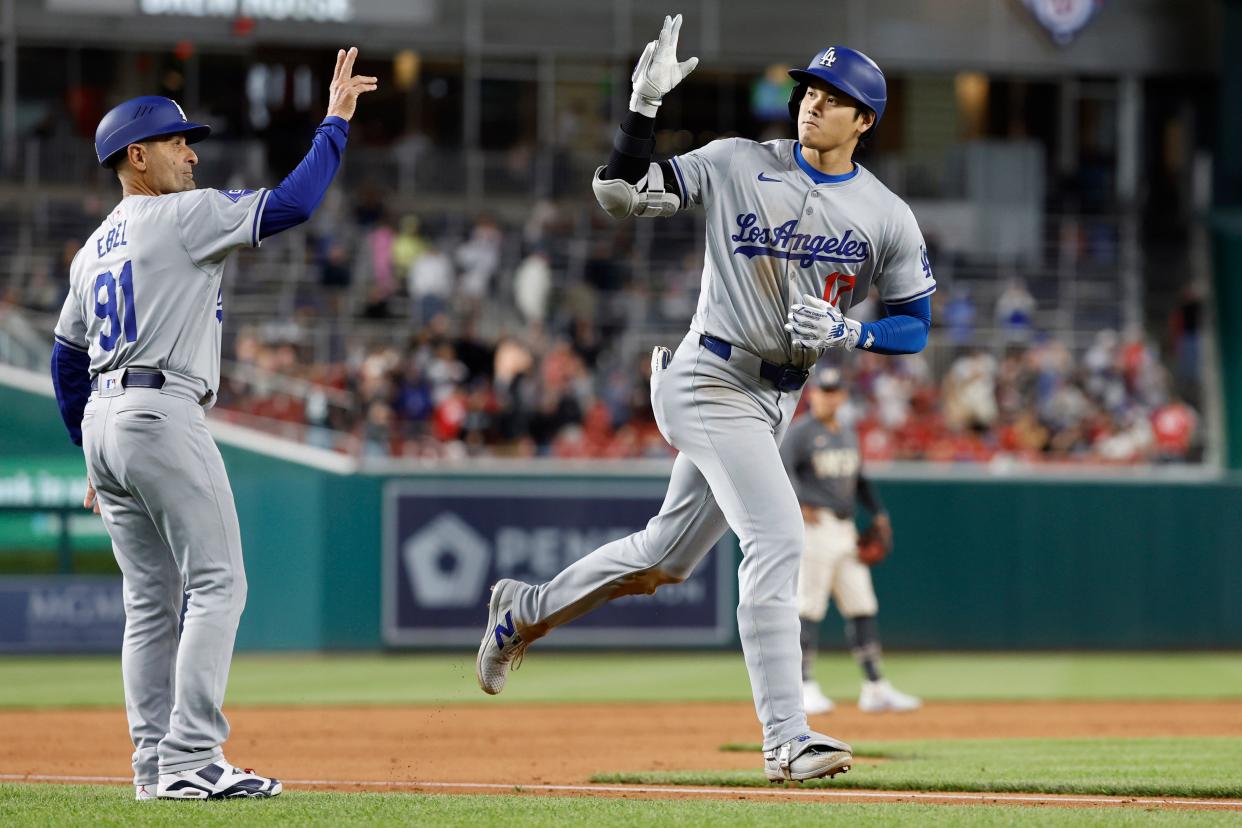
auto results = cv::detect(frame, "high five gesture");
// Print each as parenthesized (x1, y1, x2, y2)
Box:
(326, 47, 378, 122)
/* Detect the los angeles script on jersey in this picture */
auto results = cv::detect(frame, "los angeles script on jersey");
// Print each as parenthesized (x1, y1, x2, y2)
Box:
(730, 213, 870, 268)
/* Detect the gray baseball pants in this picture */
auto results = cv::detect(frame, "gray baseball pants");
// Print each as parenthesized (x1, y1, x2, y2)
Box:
(512, 331, 808, 750)
(82, 385, 245, 785)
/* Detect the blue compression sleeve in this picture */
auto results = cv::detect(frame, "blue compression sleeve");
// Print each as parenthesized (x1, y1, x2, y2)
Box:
(858, 295, 932, 355)
(258, 116, 350, 239)
(51, 340, 91, 446)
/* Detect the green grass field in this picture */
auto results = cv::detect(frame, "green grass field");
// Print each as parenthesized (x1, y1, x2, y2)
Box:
(2, 652, 1240, 825)
(2, 784, 1239, 828)
(600, 738, 1242, 798)
(2, 651, 1240, 707)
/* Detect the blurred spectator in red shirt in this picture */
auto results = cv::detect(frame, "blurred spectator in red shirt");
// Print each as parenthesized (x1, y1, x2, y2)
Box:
(1151, 399, 1197, 461)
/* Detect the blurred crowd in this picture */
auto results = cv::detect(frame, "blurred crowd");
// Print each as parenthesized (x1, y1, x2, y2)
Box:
(217, 315, 670, 460)
(211, 205, 1201, 463)
(217, 316, 1201, 464)
(843, 332, 1200, 465)
(4, 195, 1203, 465)
(208, 192, 694, 459)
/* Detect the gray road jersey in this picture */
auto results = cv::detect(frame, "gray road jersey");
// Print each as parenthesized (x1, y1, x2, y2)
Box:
(780, 415, 861, 517)
(669, 138, 936, 370)
(54, 188, 269, 407)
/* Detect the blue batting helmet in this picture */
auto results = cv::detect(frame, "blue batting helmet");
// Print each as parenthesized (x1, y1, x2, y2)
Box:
(787, 46, 886, 125)
(94, 96, 211, 168)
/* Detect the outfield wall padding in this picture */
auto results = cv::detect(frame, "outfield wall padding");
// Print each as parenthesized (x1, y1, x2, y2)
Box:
(4, 382, 1240, 651)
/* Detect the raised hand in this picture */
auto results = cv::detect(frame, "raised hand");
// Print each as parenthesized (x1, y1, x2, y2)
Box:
(326, 47, 378, 122)
(630, 14, 699, 117)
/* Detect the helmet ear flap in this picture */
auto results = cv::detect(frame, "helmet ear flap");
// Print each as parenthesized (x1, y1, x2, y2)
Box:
(787, 84, 807, 122)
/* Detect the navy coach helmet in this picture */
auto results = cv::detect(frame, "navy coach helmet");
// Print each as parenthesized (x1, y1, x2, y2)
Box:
(95, 96, 211, 168)
(788, 46, 887, 125)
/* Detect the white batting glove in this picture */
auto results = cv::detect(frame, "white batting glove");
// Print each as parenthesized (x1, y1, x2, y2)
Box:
(785, 293, 862, 351)
(630, 14, 699, 117)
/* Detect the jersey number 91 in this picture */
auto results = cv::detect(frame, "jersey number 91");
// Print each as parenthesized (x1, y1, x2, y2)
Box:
(94, 260, 137, 351)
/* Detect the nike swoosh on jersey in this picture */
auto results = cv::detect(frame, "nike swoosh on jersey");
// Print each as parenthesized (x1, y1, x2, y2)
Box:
(757, 172, 781, 182)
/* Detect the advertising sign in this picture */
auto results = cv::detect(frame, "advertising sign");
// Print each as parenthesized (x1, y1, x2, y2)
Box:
(0, 576, 125, 652)
(383, 479, 735, 647)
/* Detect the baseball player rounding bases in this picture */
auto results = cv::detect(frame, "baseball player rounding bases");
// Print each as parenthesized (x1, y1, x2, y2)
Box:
(477, 15, 934, 783)
(50, 48, 376, 801)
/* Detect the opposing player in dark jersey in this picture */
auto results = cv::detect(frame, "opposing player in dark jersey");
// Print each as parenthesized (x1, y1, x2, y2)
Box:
(781, 368, 921, 714)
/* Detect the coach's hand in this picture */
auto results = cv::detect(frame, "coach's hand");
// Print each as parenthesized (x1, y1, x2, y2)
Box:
(84, 477, 101, 515)
(630, 14, 699, 117)
(786, 294, 862, 351)
(326, 47, 378, 122)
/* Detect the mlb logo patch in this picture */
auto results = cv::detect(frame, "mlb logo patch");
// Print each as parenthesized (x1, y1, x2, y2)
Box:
(218, 189, 255, 203)
(98, 368, 126, 397)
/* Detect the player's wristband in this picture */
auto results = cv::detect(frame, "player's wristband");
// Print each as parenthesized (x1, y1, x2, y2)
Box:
(629, 91, 660, 118)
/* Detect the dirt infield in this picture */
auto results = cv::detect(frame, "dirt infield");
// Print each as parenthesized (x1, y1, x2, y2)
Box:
(3, 700, 1241, 810)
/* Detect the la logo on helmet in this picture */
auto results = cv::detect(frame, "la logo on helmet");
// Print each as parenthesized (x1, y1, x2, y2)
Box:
(819, 47, 837, 67)
(171, 99, 188, 122)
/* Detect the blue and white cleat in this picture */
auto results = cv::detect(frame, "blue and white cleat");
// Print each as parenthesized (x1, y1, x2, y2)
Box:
(157, 760, 282, 799)
(476, 579, 530, 695)
(764, 732, 853, 782)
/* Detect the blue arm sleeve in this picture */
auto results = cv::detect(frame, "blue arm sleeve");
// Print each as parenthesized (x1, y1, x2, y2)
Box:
(51, 341, 91, 446)
(258, 116, 350, 239)
(857, 295, 932, 355)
